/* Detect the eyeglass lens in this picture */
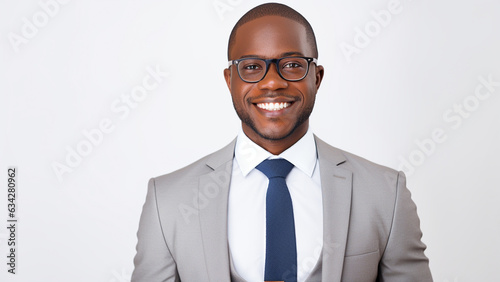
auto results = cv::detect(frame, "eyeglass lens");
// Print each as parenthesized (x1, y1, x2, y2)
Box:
(237, 57, 309, 82)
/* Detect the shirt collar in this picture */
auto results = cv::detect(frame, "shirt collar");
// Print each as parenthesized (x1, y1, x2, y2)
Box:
(234, 128, 317, 177)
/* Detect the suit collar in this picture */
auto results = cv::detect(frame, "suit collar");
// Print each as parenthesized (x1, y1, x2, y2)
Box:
(205, 138, 236, 170)
(234, 129, 318, 177)
(198, 139, 236, 282)
(314, 135, 347, 166)
(315, 136, 352, 281)
(199, 136, 352, 282)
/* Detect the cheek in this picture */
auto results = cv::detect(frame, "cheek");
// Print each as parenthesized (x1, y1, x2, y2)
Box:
(231, 79, 253, 103)
(296, 81, 317, 105)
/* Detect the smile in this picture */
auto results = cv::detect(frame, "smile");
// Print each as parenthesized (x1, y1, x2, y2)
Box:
(256, 102, 292, 111)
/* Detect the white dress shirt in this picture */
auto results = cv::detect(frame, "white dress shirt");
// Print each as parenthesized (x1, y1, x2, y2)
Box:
(228, 129, 323, 282)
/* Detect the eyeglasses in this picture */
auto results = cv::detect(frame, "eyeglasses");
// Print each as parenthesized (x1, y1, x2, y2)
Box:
(227, 56, 317, 83)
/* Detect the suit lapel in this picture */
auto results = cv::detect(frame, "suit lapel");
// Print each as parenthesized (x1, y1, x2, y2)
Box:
(315, 136, 353, 282)
(198, 139, 236, 282)
(197, 136, 353, 281)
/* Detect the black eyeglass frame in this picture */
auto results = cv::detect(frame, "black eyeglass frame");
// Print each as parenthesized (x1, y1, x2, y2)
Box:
(227, 56, 318, 83)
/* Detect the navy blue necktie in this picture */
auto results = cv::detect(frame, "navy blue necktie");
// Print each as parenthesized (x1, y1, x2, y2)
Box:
(256, 159, 297, 282)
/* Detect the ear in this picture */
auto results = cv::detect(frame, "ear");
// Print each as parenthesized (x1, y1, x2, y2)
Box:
(224, 68, 231, 91)
(314, 65, 325, 91)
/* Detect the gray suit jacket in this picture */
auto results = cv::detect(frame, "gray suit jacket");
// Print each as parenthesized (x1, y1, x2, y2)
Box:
(132, 136, 432, 282)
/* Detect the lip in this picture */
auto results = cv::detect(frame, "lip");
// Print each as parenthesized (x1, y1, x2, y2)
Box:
(251, 96, 296, 103)
(249, 94, 298, 116)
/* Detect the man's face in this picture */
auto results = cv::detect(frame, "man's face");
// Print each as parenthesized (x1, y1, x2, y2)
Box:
(224, 16, 324, 147)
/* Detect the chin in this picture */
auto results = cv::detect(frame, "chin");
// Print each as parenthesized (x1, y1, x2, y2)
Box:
(254, 127, 296, 141)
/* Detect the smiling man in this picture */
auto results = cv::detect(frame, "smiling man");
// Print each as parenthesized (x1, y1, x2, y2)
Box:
(132, 3, 432, 282)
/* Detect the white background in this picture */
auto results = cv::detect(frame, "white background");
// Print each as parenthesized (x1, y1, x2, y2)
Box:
(1, 0, 499, 281)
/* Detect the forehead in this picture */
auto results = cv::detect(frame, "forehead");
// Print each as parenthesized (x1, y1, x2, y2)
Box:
(230, 15, 312, 59)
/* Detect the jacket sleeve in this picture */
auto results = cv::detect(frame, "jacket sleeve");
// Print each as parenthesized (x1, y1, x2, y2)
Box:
(131, 178, 180, 282)
(377, 172, 433, 281)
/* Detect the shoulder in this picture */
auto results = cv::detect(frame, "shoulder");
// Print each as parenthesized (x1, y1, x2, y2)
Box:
(151, 139, 236, 192)
(315, 135, 401, 189)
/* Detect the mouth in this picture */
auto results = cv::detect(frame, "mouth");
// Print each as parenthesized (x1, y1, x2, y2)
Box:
(255, 102, 292, 111)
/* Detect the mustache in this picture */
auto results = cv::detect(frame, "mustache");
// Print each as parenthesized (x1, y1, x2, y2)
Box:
(247, 93, 299, 102)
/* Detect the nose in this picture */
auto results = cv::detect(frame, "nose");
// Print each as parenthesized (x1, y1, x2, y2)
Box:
(257, 62, 288, 90)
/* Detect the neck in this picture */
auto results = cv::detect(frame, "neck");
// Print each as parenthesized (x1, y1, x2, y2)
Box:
(242, 123, 309, 155)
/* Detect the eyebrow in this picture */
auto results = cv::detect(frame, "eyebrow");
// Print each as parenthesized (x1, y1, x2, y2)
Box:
(238, 51, 305, 59)
(281, 51, 304, 57)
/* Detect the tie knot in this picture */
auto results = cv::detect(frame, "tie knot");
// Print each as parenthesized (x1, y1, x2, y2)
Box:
(256, 159, 294, 179)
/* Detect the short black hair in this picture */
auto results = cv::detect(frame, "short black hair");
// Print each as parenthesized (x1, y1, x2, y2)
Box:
(227, 3, 318, 60)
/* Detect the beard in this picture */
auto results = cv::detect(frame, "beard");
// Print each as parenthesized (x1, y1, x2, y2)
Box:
(233, 101, 314, 141)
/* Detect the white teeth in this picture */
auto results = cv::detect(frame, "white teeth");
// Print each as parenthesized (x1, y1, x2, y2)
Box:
(257, 102, 291, 111)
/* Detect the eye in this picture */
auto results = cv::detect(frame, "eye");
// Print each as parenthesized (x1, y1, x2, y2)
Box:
(283, 61, 304, 69)
(243, 64, 262, 70)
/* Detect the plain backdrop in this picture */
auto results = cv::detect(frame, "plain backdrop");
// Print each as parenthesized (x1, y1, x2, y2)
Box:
(1, 0, 499, 281)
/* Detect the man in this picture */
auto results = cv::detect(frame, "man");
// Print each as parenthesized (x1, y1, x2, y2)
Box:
(132, 3, 432, 282)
